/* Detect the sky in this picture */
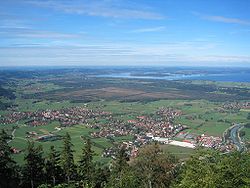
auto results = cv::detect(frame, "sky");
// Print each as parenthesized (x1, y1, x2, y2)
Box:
(1, 0, 250, 67)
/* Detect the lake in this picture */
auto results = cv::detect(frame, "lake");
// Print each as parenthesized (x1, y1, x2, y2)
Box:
(95, 69, 250, 82)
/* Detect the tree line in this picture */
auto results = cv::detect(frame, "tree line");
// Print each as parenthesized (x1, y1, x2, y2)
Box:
(0, 130, 250, 188)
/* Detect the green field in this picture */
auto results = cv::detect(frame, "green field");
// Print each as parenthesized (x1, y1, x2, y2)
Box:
(1, 70, 250, 164)
(2, 98, 248, 164)
(243, 127, 250, 141)
(7, 124, 114, 164)
(160, 144, 195, 159)
(88, 99, 249, 137)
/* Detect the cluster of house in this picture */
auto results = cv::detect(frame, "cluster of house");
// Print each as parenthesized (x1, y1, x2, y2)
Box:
(102, 141, 140, 159)
(100, 108, 187, 158)
(91, 108, 186, 142)
(0, 111, 31, 124)
(2, 105, 241, 158)
(0, 107, 111, 127)
(103, 130, 237, 158)
(174, 131, 235, 152)
(127, 115, 186, 138)
(156, 107, 182, 121)
(221, 102, 250, 111)
(196, 134, 236, 152)
(91, 128, 129, 138)
(196, 134, 223, 149)
(90, 118, 132, 138)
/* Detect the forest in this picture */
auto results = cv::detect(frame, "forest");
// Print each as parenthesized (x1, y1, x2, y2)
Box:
(1, 130, 250, 188)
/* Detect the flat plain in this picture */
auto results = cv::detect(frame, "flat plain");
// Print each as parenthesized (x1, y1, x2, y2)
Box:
(0, 68, 249, 164)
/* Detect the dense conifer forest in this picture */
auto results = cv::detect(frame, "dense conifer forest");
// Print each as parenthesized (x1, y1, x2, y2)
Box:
(1, 129, 249, 188)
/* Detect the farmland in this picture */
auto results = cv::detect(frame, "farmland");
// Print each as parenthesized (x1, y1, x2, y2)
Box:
(0, 68, 250, 164)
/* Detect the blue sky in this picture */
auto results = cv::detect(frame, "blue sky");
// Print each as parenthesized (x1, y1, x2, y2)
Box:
(1, 0, 250, 67)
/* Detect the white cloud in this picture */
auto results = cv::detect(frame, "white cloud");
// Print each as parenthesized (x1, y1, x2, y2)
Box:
(193, 12, 250, 25)
(131, 26, 166, 33)
(203, 15, 250, 25)
(0, 28, 80, 39)
(14, 30, 79, 38)
(26, 0, 164, 19)
(1, 41, 249, 67)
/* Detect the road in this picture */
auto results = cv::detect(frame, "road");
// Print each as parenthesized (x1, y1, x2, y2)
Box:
(7, 128, 16, 143)
(228, 124, 245, 152)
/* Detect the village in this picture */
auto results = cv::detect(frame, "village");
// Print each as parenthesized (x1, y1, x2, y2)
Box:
(220, 101, 250, 112)
(0, 106, 238, 158)
(0, 106, 112, 126)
